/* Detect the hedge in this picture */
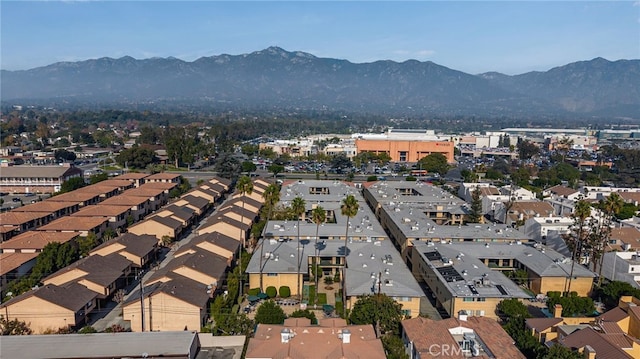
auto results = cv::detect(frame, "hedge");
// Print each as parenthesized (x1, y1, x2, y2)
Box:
(266, 286, 277, 298)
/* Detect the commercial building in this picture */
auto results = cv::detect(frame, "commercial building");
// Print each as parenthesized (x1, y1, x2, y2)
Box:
(355, 139, 454, 163)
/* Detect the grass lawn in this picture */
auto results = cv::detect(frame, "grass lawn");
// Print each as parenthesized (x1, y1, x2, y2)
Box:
(317, 293, 327, 305)
(308, 285, 316, 304)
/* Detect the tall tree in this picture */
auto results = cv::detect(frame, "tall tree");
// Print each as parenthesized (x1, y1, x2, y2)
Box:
(468, 186, 483, 223)
(291, 196, 306, 299)
(259, 184, 281, 292)
(556, 137, 574, 163)
(565, 200, 592, 295)
(236, 176, 253, 300)
(517, 139, 540, 161)
(311, 205, 326, 304)
(340, 194, 359, 315)
(594, 193, 623, 284)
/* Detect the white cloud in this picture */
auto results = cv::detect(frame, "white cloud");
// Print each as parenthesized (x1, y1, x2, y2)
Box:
(416, 50, 436, 57)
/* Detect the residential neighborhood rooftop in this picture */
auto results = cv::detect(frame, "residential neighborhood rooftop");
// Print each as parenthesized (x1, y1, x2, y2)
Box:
(0, 331, 200, 359)
(0, 231, 80, 252)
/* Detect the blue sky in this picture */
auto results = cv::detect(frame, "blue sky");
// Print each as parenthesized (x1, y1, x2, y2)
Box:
(1, 1, 639, 74)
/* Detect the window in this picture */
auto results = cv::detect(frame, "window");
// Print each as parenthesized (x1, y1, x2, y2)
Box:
(267, 273, 278, 277)
(399, 151, 408, 162)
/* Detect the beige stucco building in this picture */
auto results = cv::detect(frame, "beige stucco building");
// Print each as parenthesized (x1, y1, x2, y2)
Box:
(411, 242, 595, 319)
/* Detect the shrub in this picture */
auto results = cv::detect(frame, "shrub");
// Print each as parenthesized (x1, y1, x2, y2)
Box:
(290, 309, 317, 324)
(266, 286, 277, 298)
(78, 326, 97, 334)
(366, 175, 378, 182)
(279, 286, 291, 298)
(406, 175, 417, 181)
(248, 288, 260, 296)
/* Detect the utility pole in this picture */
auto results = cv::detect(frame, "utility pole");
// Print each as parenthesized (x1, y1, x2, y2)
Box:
(139, 271, 145, 332)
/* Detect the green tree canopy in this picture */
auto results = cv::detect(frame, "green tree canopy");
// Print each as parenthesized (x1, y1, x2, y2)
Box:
(268, 164, 285, 178)
(54, 149, 77, 162)
(417, 153, 450, 176)
(215, 153, 240, 179)
(89, 172, 108, 184)
(254, 300, 286, 324)
(213, 313, 254, 336)
(241, 161, 257, 174)
(59, 177, 86, 193)
(517, 140, 539, 160)
(349, 294, 403, 336)
(497, 298, 531, 319)
(115, 146, 158, 169)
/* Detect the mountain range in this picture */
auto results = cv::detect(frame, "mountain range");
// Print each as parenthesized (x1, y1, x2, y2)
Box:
(2, 47, 639, 118)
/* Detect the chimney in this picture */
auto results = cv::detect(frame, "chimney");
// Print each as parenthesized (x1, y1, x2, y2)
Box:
(341, 329, 351, 344)
(583, 345, 596, 359)
(458, 310, 468, 321)
(554, 304, 563, 318)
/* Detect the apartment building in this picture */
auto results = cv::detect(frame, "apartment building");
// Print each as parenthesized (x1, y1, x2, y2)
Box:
(0, 163, 83, 194)
(411, 242, 596, 319)
(246, 318, 386, 359)
(363, 181, 530, 263)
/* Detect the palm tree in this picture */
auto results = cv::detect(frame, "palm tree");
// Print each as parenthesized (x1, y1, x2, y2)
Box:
(596, 193, 623, 284)
(259, 183, 281, 292)
(311, 205, 326, 305)
(291, 196, 306, 299)
(340, 194, 359, 315)
(566, 200, 591, 295)
(235, 175, 253, 300)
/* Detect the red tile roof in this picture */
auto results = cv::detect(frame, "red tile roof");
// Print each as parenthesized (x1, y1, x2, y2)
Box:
(0, 211, 50, 226)
(37, 216, 108, 232)
(246, 319, 385, 359)
(0, 231, 80, 251)
(560, 327, 633, 359)
(402, 316, 525, 359)
(0, 252, 39, 275)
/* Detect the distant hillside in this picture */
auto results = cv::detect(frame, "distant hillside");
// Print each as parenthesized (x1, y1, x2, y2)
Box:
(2, 47, 638, 117)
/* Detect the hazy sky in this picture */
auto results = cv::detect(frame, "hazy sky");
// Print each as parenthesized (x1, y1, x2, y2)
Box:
(2, 1, 639, 74)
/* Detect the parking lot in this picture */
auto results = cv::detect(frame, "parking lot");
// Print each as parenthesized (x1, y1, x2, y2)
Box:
(0, 193, 48, 212)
